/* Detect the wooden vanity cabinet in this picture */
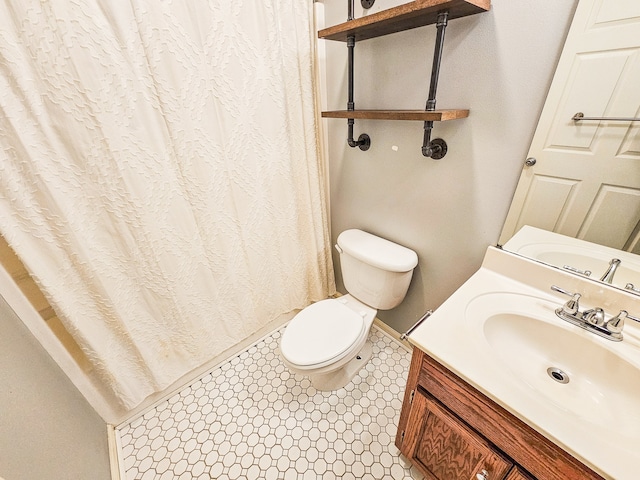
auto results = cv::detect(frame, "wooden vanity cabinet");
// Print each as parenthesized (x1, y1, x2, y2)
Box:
(505, 467, 535, 480)
(396, 347, 604, 480)
(402, 387, 513, 480)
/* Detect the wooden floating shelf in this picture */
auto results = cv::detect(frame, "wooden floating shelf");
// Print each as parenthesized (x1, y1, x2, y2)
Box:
(321, 109, 470, 121)
(318, 0, 491, 42)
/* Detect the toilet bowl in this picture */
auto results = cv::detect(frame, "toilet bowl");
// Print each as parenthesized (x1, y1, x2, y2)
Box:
(280, 229, 418, 391)
(280, 294, 376, 390)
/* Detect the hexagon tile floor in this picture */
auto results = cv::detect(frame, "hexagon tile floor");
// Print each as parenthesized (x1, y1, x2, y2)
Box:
(115, 325, 424, 480)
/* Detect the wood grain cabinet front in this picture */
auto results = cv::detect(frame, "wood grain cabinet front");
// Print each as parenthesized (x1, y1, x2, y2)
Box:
(505, 467, 535, 480)
(401, 387, 512, 480)
(396, 347, 604, 480)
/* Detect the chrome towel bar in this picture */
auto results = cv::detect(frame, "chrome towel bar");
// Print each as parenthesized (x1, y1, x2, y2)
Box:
(572, 112, 640, 122)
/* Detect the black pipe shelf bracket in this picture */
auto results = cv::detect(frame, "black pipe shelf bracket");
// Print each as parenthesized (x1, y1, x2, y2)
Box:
(422, 11, 449, 159)
(345, 0, 373, 152)
(346, 35, 371, 151)
(319, 0, 491, 158)
(344, 1, 450, 157)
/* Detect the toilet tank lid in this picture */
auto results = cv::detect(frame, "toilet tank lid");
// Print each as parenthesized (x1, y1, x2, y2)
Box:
(337, 229, 418, 272)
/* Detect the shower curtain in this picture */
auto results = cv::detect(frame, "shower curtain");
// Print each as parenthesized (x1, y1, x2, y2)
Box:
(0, 0, 334, 410)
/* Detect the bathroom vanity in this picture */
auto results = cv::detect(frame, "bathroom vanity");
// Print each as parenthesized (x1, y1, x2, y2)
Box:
(395, 348, 601, 480)
(396, 246, 640, 480)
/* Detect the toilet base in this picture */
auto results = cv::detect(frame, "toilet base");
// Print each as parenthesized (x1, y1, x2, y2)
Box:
(308, 341, 373, 391)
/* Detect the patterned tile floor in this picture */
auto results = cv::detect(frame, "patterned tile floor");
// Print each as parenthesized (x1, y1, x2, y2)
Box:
(116, 325, 424, 480)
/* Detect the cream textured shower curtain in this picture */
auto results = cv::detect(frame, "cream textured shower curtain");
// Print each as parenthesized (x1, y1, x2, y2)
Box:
(0, 0, 334, 409)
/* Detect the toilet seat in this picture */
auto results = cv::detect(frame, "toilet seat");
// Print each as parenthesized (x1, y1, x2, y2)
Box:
(280, 299, 366, 367)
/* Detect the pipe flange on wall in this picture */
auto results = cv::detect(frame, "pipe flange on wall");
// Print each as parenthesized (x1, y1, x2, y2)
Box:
(361, 0, 375, 9)
(423, 138, 448, 159)
(356, 133, 370, 151)
(348, 131, 371, 151)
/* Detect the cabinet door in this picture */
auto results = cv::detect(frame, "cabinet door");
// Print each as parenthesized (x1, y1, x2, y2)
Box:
(505, 467, 535, 480)
(400, 389, 513, 480)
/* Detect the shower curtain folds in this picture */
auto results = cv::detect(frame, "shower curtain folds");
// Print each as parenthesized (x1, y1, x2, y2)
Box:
(0, 0, 334, 411)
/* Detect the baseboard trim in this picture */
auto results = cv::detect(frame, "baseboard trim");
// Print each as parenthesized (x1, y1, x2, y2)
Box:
(107, 423, 123, 480)
(373, 317, 413, 352)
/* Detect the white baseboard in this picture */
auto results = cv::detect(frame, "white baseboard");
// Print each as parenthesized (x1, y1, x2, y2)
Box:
(107, 423, 123, 480)
(373, 317, 413, 352)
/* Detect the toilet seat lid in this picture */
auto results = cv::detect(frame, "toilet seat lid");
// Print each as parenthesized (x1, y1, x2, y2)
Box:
(281, 299, 365, 367)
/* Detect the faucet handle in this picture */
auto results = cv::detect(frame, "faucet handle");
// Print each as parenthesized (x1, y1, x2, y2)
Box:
(605, 310, 626, 335)
(562, 265, 592, 277)
(551, 285, 581, 315)
(625, 283, 640, 294)
(625, 312, 640, 324)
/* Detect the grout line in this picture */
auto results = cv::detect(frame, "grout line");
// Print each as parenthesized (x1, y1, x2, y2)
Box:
(373, 317, 413, 352)
(115, 323, 418, 480)
(117, 318, 409, 431)
(115, 313, 296, 428)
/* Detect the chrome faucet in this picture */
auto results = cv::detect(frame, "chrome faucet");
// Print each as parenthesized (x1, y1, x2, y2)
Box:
(550, 285, 640, 341)
(599, 258, 621, 284)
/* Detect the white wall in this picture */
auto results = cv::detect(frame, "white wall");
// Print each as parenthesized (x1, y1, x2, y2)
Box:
(321, 0, 578, 332)
(0, 294, 111, 480)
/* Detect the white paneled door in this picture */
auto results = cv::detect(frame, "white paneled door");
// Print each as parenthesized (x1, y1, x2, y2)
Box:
(500, 0, 640, 253)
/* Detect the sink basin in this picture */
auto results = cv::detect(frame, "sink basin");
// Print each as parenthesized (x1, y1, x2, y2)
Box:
(467, 292, 640, 439)
(407, 247, 640, 479)
(503, 226, 640, 290)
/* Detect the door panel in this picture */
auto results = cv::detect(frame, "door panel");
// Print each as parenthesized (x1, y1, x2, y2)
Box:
(593, 0, 640, 25)
(579, 184, 640, 249)
(516, 175, 579, 233)
(500, 0, 640, 249)
(547, 51, 631, 151)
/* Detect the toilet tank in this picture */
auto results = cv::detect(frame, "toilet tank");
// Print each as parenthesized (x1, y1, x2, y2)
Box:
(336, 229, 418, 310)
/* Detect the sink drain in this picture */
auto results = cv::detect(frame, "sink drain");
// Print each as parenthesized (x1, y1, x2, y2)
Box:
(547, 367, 570, 384)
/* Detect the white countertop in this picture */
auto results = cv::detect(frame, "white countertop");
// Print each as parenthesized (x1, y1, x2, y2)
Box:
(407, 247, 640, 480)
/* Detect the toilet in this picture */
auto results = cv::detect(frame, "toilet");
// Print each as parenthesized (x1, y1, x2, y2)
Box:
(280, 229, 418, 391)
